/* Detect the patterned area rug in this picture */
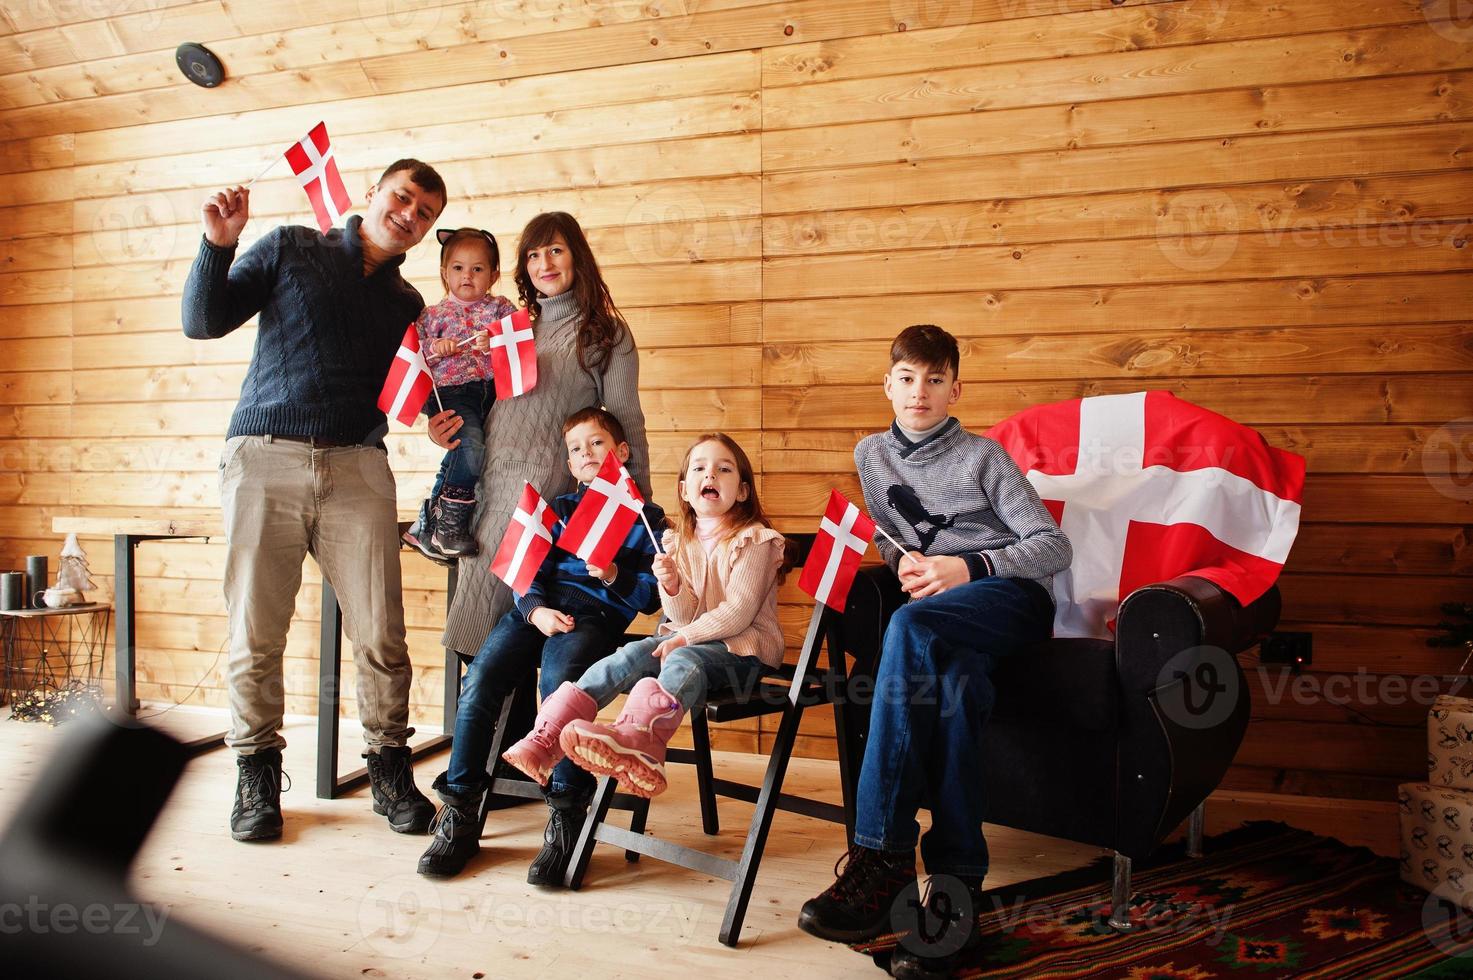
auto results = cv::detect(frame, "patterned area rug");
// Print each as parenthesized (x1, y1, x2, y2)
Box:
(852, 823, 1471, 978)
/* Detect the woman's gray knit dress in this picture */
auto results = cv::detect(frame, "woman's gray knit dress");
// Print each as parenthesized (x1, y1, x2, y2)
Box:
(439, 289, 651, 656)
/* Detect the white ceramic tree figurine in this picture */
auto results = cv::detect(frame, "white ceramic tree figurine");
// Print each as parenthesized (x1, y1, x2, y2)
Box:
(55, 532, 96, 598)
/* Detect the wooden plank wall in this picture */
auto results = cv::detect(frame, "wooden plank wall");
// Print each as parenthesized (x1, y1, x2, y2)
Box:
(0, 0, 1469, 805)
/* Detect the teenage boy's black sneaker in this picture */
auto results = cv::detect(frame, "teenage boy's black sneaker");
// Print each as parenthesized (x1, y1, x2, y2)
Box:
(887, 876, 985, 979)
(527, 795, 587, 887)
(797, 845, 917, 943)
(366, 745, 435, 834)
(231, 749, 286, 842)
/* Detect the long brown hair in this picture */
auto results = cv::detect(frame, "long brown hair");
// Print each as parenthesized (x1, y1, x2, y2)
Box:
(673, 433, 794, 582)
(514, 211, 628, 373)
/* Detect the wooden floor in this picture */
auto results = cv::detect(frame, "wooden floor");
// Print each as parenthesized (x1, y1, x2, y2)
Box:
(0, 705, 1108, 979)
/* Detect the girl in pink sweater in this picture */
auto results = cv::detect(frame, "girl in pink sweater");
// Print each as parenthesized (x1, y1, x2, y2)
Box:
(503, 432, 791, 798)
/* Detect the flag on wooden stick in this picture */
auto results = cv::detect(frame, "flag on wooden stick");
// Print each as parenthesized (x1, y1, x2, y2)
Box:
(490, 483, 558, 596)
(285, 122, 353, 233)
(798, 489, 876, 611)
(557, 453, 645, 570)
(485, 308, 538, 399)
(378, 325, 437, 425)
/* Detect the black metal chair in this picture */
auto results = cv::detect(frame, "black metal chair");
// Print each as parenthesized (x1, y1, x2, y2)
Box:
(562, 534, 862, 947)
(837, 564, 1281, 929)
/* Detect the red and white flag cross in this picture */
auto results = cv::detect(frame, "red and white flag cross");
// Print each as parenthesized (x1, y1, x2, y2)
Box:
(799, 489, 877, 611)
(486, 308, 538, 400)
(986, 390, 1304, 639)
(285, 122, 354, 234)
(490, 483, 558, 596)
(557, 452, 644, 570)
(378, 325, 436, 426)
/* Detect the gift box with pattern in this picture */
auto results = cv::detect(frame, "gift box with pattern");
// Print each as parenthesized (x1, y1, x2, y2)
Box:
(1398, 781, 1473, 908)
(1429, 694, 1473, 792)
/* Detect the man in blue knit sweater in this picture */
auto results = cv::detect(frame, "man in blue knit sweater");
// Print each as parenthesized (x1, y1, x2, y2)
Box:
(798, 325, 1073, 978)
(182, 161, 447, 842)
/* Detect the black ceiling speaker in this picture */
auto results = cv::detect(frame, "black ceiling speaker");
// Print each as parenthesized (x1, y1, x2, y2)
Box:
(175, 42, 225, 88)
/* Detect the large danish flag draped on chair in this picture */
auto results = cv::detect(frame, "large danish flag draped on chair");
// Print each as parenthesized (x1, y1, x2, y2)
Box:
(985, 391, 1305, 640)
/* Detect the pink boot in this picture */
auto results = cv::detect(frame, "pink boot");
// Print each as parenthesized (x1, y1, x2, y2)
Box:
(560, 678, 685, 798)
(502, 682, 596, 786)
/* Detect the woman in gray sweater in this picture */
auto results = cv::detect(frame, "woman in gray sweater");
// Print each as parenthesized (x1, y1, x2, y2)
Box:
(430, 212, 652, 658)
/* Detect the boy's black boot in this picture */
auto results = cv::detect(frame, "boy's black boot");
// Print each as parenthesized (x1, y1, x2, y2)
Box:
(887, 876, 986, 979)
(417, 774, 486, 877)
(231, 749, 285, 842)
(797, 845, 917, 943)
(433, 486, 479, 557)
(402, 496, 451, 566)
(366, 745, 435, 833)
(527, 792, 589, 887)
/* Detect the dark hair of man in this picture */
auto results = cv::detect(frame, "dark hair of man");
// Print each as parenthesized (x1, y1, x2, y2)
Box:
(377, 158, 447, 209)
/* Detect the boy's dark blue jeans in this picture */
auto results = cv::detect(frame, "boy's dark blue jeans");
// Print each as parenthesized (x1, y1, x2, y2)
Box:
(853, 576, 1054, 878)
(428, 379, 495, 497)
(443, 598, 627, 802)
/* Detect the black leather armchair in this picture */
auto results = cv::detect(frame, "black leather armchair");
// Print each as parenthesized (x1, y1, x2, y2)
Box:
(835, 565, 1281, 928)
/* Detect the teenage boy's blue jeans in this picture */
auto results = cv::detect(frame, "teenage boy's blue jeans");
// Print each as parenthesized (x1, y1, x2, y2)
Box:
(428, 379, 495, 497)
(444, 599, 625, 802)
(853, 576, 1054, 878)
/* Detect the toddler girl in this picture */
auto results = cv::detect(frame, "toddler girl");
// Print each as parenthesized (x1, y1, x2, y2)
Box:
(404, 227, 517, 559)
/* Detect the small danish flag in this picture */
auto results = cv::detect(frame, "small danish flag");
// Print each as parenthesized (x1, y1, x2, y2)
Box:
(486, 307, 538, 399)
(285, 122, 353, 234)
(557, 452, 644, 570)
(490, 483, 558, 596)
(378, 325, 435, 425)
(799, 489, 876, 611)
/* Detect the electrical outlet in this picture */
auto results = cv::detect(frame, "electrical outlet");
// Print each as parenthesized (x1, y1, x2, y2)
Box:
(1261, 631, 1313, 668)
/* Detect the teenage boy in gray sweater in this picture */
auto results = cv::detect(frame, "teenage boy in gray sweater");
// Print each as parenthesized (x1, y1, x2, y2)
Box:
(798, 324, 1072, 978)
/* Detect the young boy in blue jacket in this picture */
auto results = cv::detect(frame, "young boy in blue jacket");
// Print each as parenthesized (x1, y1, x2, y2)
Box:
(798, 325, 1072, 978)
(417, 406, 663, 883)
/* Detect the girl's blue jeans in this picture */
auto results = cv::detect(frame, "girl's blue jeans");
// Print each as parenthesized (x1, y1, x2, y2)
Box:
(576, 634, 771, 712)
